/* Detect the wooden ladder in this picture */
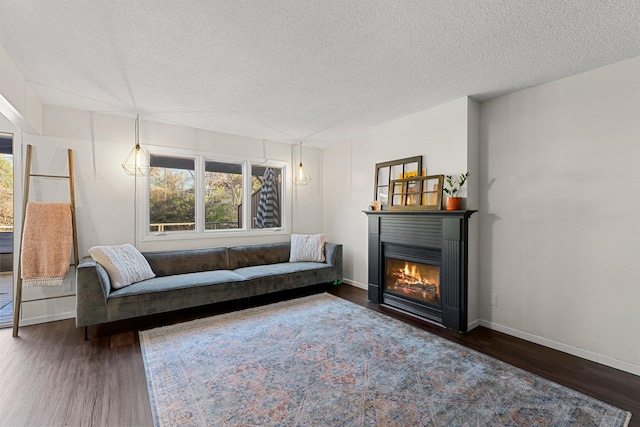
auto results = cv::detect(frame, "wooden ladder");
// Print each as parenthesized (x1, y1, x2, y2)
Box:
(13, 144, 79, 337)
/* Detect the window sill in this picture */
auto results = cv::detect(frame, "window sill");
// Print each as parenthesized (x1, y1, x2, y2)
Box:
(141, 227, 289, 242)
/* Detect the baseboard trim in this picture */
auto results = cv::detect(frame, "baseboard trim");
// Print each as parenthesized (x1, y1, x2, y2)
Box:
(20, 311, 76, 327)
(341, 279, 367, 290)
(480, 319, 640, 377)
(467, 319, 480, 331)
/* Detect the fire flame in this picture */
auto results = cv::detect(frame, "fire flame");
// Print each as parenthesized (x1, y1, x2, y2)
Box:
(398, 261, 430, 285)
(390, 261, 440, 303)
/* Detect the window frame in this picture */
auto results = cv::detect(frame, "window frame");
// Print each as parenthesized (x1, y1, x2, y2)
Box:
(148, 152, 197, 233)
(202, 157, 245, 232)
(138, 145, 289, 242)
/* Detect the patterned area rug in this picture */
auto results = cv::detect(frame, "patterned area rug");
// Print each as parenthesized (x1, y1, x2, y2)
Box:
(140, 293, 631, 426)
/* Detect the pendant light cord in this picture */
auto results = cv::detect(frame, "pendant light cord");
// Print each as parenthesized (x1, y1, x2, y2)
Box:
(134, 115, 139, 247)
(134, 169, 138, 247)
(291, 143, 295, 233)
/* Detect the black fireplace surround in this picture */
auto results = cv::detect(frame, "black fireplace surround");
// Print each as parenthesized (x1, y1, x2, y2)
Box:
(363, 210, 476, 332)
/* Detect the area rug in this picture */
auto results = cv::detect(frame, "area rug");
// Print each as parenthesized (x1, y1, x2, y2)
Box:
(140, 293, 631, 426)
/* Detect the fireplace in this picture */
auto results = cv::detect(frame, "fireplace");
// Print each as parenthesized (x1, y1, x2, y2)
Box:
(364, 210, 475, 332)
(385, 257, 440, 306)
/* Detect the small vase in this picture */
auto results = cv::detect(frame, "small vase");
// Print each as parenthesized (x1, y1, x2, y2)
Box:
(446, 197, 463, 211)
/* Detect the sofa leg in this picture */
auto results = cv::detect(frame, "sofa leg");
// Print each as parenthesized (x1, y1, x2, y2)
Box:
(84, 326, 89, 341)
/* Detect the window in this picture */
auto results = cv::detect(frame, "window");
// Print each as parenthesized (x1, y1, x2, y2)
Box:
(149, 155, 196, 232)
(251, 166, 282, 229)
(144, 149, 286, 239)
(0, 134, 13, 325)
(204, 161, 243, 230)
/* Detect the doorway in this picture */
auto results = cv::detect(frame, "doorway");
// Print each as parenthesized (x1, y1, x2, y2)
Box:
(0, 134, 13, 326)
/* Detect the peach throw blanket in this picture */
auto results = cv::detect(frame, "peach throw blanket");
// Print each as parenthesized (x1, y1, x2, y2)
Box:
(21, 202, 73, 287)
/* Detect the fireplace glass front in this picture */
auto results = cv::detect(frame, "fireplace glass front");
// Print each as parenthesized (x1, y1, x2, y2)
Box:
(385, 257, 440, 306)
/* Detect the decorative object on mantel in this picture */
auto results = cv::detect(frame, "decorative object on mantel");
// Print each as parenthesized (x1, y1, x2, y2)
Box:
(122, 114, 151, 176)
(369, 200, 382, 211)
(374, 156, 422, 208)
(293, 142, 311, 186)
(444, 172, 470, 210)
(389, 174, 444, 210)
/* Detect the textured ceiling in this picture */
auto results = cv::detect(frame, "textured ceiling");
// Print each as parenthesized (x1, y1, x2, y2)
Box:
(0, 1, 639, 147)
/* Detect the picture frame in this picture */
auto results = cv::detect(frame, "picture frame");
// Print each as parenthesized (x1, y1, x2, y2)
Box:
(388, 174, 444, 210)
(373, 156, 422, 208)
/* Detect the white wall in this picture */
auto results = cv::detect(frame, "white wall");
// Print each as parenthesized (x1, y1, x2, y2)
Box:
(0, 41, 42, 134)
(5, 105, 324, 325)
(479, 55, 640, 374)
(323, 96, 479, 326)
(467, 99, 480, 327)
(291, 143, 323, 234)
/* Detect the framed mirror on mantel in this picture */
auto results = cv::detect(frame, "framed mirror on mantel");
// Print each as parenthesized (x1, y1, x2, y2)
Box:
(373, 156, 422, 209)
(389, 174, 444, 210)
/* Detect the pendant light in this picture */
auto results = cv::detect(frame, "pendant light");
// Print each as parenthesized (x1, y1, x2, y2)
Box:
(293, 142, 311, 186)
(122, 115, 151, 176)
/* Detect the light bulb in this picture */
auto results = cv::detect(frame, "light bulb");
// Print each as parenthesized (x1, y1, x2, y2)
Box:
(293, 142, 311, 185)
(135, 145, 142, 168)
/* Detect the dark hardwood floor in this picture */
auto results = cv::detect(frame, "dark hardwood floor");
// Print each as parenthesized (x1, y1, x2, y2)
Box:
(0, 284, 637, 426)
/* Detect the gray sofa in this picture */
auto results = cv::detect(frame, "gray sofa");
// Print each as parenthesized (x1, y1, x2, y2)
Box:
(76, 241, 342, 329)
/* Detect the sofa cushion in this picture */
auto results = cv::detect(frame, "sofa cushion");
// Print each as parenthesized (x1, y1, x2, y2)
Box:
(88, 243, 156, 289)
(109, 270, 245, 298)
(228, 242, 290, 269)
(233, 262, 330, 280)
(290, 234, 325, 262)
(142, 247, 230, 277)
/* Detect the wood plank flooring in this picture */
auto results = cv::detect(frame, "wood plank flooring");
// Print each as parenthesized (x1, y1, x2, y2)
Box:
(0, 284, 637, 426)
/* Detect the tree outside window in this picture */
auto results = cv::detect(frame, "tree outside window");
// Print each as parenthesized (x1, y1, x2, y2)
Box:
(204, 161, 248, 230)
(0, 153, 12, 230)
(149, 155, 195, 232)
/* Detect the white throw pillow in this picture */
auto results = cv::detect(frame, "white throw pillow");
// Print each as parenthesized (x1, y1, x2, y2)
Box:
(290, 234, 325, 262)
(88, 243, 156, 289)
